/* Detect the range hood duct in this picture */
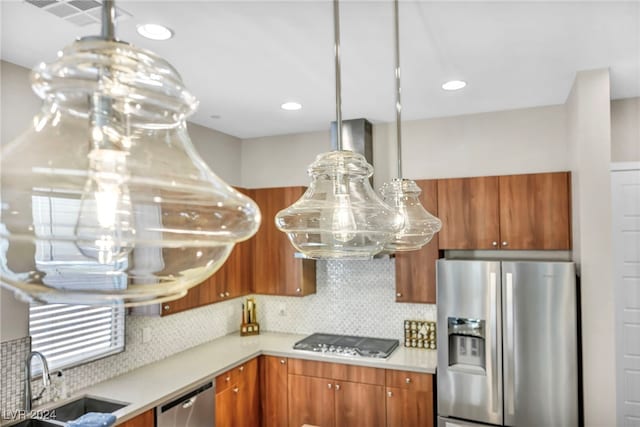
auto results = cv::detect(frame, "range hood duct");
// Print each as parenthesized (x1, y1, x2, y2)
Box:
(328, 118, 391, 258)
(330, 118, 373, 166)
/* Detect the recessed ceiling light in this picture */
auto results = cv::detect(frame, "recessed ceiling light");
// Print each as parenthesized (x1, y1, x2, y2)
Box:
(136, 23, 173, 41)
(442, 80, 467, 91)
(281, 102, 302, 111)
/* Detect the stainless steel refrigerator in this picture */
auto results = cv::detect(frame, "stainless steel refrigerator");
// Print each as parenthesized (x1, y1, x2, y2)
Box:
(436, 260, 579, 427)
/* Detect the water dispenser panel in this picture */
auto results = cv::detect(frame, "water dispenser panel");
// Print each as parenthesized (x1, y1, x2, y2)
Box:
(448, 317, 486, 372)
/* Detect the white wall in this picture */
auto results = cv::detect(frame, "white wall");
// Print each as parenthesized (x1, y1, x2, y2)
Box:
(240, 104, 569, 189)
(611, 97, 640, 162)
(241, 130, 328, 188)
(187, 122, 242, 186)
(566, 69, 616, 426)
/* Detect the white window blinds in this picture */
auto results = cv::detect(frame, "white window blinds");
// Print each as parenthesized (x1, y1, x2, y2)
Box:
(29, 303, 125, 372)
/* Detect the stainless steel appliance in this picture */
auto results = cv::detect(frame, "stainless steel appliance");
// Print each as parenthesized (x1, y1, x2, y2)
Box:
(156, 381, 214, 427)
(293, 333, 399, 358)
(437, 260, 579, 427)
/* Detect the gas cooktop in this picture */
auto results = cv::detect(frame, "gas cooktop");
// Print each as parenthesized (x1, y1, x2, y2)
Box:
(293, 333, 399, 359)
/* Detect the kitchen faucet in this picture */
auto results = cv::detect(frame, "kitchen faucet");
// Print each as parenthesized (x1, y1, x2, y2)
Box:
(24, 351, 50, 412)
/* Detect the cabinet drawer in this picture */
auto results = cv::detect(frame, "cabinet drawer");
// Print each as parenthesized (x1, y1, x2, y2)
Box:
(288, 358, 384, 385)
(216, 357, 258, 392)
(385, 370, 433, 391)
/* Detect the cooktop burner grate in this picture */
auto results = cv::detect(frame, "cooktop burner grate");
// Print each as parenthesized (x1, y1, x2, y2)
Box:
(293, 333, 399, 358)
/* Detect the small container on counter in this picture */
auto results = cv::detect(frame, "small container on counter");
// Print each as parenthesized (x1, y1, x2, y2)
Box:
(240, 298, 260, 336)
(403, 319, 437, 350)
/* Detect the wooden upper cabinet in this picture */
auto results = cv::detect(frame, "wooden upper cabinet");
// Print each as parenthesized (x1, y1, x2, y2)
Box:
(252, 186, 316, 296)
(160, 188, 253, 315)
(437, 176, 500, 249)
(499, 172, 571, 250)
(437, 172, 571, 250)
(394, 179, 440, 304)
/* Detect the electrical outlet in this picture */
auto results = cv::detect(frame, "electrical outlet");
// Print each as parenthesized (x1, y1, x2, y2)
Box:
(142, 327, 152, 343)
(278, 303, 286, 317)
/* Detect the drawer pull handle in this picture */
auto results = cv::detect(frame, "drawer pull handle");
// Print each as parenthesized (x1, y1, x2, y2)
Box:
(280, 359, 286, 365)
(387, 391, 393, 398)
(405, 377, 412, 384)
(233, 387, 239, 393)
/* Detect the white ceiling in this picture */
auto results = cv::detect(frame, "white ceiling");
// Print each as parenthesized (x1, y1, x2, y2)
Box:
(1, 1, 639, 139)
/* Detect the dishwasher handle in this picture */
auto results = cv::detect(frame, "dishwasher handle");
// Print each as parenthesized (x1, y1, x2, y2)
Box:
(160, 382, 213, 413)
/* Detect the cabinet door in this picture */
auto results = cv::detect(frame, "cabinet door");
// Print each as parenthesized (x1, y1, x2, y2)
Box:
(499, 172, 571, 249)
(253, 187, 316, 296)
(385, 370, 434, 427)
(160, 278, 208, 316)
(288, 375, 335, 427)
(385, 387, 433, 427)
(216, 385, 238, 427)
(117, 409, 154, 427)
(394, 179, 440, 303)
(216, 358, 259, 427)
(260, 356, 288, 427)
(437, 176, 500, 249)
(335, 381, 385, 427)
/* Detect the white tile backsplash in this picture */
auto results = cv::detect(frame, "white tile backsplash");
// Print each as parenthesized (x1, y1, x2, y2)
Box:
(256, 258, 436, 341)
(0, 257, 435, 411)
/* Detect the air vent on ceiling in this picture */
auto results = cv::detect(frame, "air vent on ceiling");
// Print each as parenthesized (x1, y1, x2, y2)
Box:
(25, 0, 131, 27)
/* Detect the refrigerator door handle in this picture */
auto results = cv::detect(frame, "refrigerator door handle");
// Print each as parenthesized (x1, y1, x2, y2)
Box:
(505, 272, 516, 418)
(490, 271, 499, 415)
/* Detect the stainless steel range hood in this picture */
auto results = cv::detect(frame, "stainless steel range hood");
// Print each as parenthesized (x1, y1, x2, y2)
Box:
(330, 118, 373, 165)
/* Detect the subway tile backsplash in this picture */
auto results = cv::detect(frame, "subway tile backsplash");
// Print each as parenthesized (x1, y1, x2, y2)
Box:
(0, 258, 435, 410)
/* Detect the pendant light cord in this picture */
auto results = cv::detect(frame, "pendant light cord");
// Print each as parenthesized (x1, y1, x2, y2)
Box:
(333, 0, 343, 152)
(101, 0, 116, 41)
(393, 0, 403, 180)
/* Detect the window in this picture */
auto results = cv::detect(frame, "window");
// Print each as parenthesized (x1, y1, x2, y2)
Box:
(27, 194, 126, 372)
(29, 303, 125, 373)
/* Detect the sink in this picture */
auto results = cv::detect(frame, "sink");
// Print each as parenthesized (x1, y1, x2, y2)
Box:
(8, 420, 62, 427)
(51, 396, 128, 422)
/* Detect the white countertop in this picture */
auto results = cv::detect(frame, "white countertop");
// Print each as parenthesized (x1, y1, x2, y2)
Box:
(35, 332, 437, 425)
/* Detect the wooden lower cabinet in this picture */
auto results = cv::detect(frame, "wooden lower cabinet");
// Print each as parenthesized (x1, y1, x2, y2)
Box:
(385, 370, 434, 427)
(335, 381, 385, 427)
(260, 356, 289, 427)
(116, 409, 154, 426)
(288, 374, 336, 427)
(216, 358, 259, 427)
(287, 359, 389, 427)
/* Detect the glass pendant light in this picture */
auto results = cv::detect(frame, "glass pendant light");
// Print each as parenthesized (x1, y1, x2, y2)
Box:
(0, 1, 261, 306)
(379, 0, 442, 251)
(275, 0, 403, 260)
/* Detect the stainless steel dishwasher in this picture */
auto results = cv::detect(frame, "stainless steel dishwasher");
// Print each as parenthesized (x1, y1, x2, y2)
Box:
(156, 381, 215, 427)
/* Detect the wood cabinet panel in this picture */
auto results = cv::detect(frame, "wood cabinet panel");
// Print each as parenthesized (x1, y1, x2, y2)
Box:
(216, 357, 259, 427)
(499, 172, 571, 249)
(288, 359, 384, 385)
(252, 187, 316, 296)
(160, 188, 253, 316)
(260, 356, 288, 427)
(288, 375, 335, 427)
(335, 381, 385, 427)
(384, 370, 433, 391)
(437, 176, 500, 249)
(394, 179, 440, 303)
(116, 409, 154, 427)
(385, 387, 433, 427)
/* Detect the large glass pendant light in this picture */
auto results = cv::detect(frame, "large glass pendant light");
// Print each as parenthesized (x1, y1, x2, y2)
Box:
(379, 0, 442, 251)
(0, 1, 261, 306)
(275, 0, 403, 260)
